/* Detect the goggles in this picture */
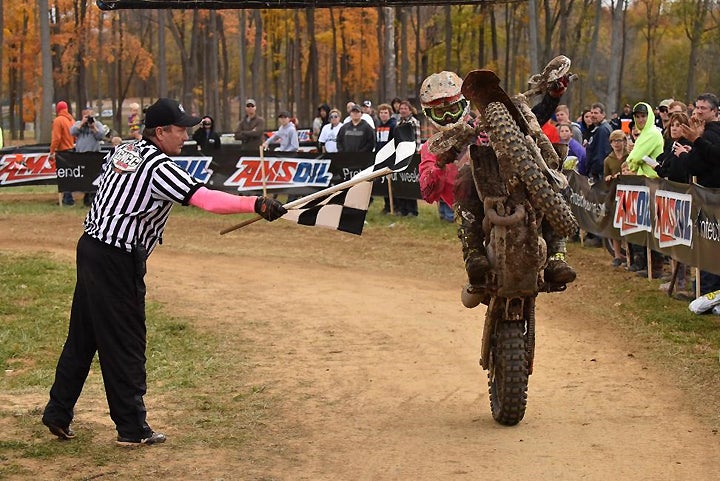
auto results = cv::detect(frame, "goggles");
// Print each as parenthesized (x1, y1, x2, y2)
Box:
(424, 99, 467, 125)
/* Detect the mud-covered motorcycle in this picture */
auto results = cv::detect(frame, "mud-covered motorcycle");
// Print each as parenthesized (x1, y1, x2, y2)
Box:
(458, 61, 578, 426)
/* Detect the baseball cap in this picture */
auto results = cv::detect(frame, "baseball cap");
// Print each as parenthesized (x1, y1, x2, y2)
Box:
(632, 103, 649, 115)
(246, 98, 256, 106)
(659, 98, 674, 108)
(277, 110, 291, 118)
(349, 103, 362, 112)
(144, 98, 200, 129)
(362, 100, 372, 107)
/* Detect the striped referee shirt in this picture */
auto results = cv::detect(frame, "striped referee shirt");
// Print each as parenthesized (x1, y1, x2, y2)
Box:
(84, 139, 202, 255)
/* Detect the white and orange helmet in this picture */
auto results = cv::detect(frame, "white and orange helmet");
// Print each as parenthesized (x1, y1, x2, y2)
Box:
(419, 71, 470, 131)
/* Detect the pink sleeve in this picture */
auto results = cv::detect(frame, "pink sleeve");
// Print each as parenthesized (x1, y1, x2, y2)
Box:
(419, 142, 453, 204)
(189, 186, 258, 215)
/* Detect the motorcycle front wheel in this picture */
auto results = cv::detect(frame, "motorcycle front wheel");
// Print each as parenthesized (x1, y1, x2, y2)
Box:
(488, 320, 529, 426)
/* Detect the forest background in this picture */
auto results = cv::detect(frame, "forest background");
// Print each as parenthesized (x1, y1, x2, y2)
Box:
(2, 0, 719, 144)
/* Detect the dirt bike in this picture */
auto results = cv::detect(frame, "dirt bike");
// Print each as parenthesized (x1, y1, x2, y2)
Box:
(459, 61, 578, 426)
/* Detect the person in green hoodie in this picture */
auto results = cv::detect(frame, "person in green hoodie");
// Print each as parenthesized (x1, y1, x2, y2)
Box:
(625, 102, 664, 178)
(625, 101, 665, 278)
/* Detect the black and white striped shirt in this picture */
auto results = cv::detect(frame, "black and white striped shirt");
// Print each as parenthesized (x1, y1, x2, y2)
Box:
(84, 139, 202, 254)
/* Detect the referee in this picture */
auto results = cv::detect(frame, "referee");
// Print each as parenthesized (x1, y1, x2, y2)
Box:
(42, 98, 286, 446)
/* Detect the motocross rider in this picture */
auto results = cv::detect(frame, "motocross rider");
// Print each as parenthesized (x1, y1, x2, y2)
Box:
(418, 70, 576, 301)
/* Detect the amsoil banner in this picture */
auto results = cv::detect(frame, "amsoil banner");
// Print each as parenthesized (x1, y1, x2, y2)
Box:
(0, 145, 421, 200)
(566, 170, 720, 275)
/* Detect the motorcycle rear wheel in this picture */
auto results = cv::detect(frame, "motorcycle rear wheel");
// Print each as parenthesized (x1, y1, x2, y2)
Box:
(483, 101, 578, 238)
(488, 320, 529, 426)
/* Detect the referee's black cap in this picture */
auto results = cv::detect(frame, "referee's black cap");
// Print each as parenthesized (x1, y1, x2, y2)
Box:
(144, 98, 201, 129)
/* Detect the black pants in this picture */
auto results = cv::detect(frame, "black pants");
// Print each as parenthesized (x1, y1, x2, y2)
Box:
(43, 233, 152, 439)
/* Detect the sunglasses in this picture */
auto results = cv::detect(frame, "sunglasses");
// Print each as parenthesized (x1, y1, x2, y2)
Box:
(246, 104, 255, 108)
(330, 114, 339, 118)
(659, 106, 669, 113)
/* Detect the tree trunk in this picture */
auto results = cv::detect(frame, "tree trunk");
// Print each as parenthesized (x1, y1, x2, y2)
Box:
(39, 0, 54, 143)
(329, 8, 340, 109)
(685, 0, 710, 101)
(252, 10, 262, 110)
(527, 0, 539, 75)
(158, 10, 167, 97)
(238, 10, 246, 122)
(606, 0, 625, 115)
(384, 6, 397, 102)
(444, 5, 452, 69)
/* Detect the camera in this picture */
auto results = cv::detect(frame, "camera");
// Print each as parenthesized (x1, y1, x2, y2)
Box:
(87, 116, 94, 124)
(202, 120, 212, 127)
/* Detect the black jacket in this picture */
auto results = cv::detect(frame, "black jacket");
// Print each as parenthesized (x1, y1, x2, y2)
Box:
(684, 121, 720, 188)
(192, 125, 222, 151)
(655, 137, 692, 183)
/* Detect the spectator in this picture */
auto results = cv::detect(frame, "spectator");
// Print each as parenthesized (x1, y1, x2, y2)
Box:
(667, 100, 687, 115)
(604, 129, 629, 267)
(71, 109, 107, 154)
(579, 108, 594, 144)
(192, 115, 222, 151)
(375, 103, 398, 214)
(318, 108, 343, 153)
(555, 105, 582, 143)
(656, 98, 674, 132)
(312, 104, 331, 144)
(234, 98, 266, 152)
(680, 92, 720, 294)
(337, 103, 375, 153)
(375, 103, 396, 151)
(581, 102, 613, 183)
(558, 122, 586, 171)
(70, 108, 107, 207)
(390, 97, 402, 121)
(128, 102, 142, 139)
(626, 102, 665, 278)
(655, 111, 693, 296)
(51, 101, 78, 206)
(262, 111, 299, 152)
(343, 101, 376, 131)
(396, 100, 422, 216)
(362, 100, 380, 127)
(655, 112, 692, 184)
(626, 102, 663, 178)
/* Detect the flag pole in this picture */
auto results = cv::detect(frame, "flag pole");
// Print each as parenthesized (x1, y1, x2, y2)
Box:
(259, 146, 268, 197)
(219, 166, 394, 235)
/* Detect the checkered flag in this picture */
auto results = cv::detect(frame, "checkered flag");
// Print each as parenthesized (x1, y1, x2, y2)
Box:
(220, 139, 416, 236)
(281, 180, 372, 235)
(279, 139, 416, 235)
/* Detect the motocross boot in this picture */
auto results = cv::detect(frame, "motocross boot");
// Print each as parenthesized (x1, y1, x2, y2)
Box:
(544, 227, 577, 285)
(545, 252, 577, 285)
(456, 205, 490, 286)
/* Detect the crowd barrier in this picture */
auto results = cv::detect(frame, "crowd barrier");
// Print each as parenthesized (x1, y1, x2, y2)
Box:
(567, 170, 720, 276)
(2, 144, 718, 275)
(0, 144, 422, 200)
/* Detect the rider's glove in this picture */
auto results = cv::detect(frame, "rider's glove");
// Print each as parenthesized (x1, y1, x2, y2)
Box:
(549, 75, 570, 99)
(435, 148, 459, 169)
(254, 196, 287, 221)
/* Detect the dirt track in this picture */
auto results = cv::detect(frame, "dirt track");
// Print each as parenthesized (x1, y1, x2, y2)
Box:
(2, 200, 720, 480)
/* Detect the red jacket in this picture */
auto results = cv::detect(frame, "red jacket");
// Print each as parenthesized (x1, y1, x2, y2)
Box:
(418, 141, 458, 206)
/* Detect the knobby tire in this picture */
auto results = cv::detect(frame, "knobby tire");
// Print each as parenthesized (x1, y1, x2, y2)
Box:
(483, 101, 578, 238)
(488, 320, 529, 426)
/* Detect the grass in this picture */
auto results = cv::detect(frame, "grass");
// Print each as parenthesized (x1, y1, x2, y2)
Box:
(0, 250, 269, 475)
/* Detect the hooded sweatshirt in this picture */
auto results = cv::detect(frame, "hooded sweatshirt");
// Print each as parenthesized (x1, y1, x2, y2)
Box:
(626, 101, 663, 178)
(50, 107, 76, 154)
